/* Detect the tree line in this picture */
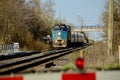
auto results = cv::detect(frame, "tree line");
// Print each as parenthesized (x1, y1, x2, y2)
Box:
(102, 0, 120, 55)
(84, 0, 120, 68)
(0, 0, 67, 51)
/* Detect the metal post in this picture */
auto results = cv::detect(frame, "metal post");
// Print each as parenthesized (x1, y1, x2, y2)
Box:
(78, 15, 83, 32)
(108, 0, 114, 54)
(118, 46, 120, 64)
(80, 50, 83, 58)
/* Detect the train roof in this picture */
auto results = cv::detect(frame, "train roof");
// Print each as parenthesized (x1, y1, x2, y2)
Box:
(52, 24, 67, 29)
(52, 24, 71, 29)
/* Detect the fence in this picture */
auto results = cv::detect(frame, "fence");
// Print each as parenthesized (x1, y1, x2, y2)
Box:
(0, 43, 19, 55)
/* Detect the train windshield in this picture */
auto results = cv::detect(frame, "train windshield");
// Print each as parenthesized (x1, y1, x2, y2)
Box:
(60, 26, 67, 31)
(53, 26, 60, 31)
(52, 25, 67, 31)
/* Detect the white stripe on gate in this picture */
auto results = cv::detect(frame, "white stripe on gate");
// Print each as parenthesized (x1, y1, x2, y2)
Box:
(1, 71, 120, 80)
(24, 73, 61, 80)
(24, 71, 120, 80)
(96, 71, 120, 80)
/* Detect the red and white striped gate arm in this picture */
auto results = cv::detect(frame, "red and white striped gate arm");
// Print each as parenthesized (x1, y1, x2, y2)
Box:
(0, 71, 120, 80)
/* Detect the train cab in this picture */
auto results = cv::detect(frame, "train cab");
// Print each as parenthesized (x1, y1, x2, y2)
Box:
(52, 24, 68, 47)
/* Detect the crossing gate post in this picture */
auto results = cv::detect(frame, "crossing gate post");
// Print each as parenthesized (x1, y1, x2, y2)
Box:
(119, 46, 120, 64)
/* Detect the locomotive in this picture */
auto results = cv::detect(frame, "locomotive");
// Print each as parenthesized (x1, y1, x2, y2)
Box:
(51, 24, 85, 48)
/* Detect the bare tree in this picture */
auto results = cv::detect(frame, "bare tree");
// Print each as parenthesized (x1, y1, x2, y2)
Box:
(102, 0, 120, 56)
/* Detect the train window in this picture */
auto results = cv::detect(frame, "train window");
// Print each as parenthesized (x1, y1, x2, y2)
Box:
(60, 26, 67, 31)
(61, 28, 67, 31)
(52, 25, 68, 31)
(52, 26, 60, 31)
(60, 26, 65, 28)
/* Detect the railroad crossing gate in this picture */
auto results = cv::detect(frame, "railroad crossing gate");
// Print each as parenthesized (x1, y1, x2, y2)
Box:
(62, 72, 95, 80)
(0, 73, 96, 80)
(1, 71, 120, 80)
(0, 76, 23, 80)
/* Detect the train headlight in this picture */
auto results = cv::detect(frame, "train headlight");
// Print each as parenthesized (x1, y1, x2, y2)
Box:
(62, 40, 64, 43)
(58, 32, 61, 36)
(55, 40, 57, 43)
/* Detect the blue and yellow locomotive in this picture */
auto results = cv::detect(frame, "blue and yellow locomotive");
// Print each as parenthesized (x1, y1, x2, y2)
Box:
(52, 24, 86, 48)
(52, 24, 71, 47)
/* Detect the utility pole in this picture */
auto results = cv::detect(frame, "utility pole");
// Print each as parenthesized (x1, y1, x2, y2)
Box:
(108, 0, 114, 54)
(78, 15, 83, 32)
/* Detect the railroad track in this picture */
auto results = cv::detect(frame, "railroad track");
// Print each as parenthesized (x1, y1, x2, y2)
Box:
(0, 44, 90, 74)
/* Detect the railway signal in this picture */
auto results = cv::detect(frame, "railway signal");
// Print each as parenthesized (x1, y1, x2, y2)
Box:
(62, 58, 95, 80)
(76, 58, 85, 70)
(76, 50, 85, 70)
(62, 50, 96, 80)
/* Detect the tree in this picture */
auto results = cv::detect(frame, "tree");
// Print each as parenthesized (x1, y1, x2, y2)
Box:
(102, 0, 120, 54)
(0, 0, 56, 50)
(0, 0, 29, 43)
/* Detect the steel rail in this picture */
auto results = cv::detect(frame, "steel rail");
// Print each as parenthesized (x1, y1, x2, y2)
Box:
(0, 48, 74, 74)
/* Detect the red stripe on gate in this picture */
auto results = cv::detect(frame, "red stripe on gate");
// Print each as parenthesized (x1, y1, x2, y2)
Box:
(0, 76, 23, 80)
(62, 73, 96, 80)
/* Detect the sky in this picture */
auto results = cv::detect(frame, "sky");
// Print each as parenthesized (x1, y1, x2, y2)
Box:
(54, 0, 107, 41)
(55, 0, 106, 26)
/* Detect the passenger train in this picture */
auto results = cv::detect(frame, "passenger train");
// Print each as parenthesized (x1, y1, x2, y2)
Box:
(52, 24, 85, 48)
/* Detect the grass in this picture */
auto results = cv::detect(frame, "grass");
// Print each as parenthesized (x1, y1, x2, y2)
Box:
(60, 63, 75, 71)
(97, 64, 120, 70)
(86, 63, 120, 71)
